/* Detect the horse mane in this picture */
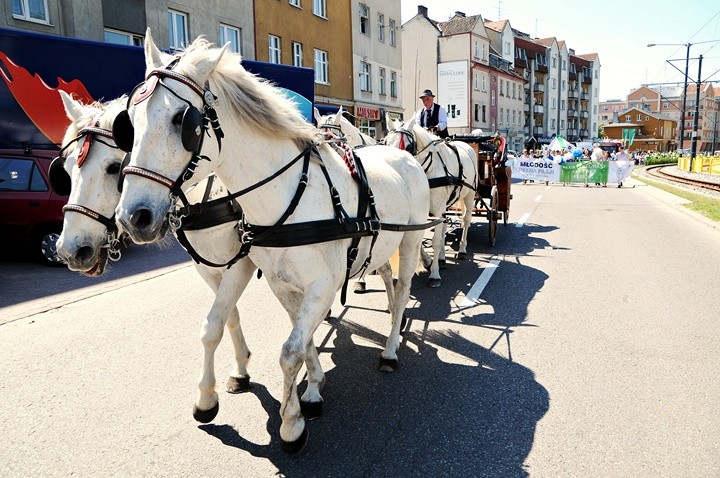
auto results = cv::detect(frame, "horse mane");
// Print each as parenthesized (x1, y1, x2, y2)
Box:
(174, 37, 319, 144)
(410, 122, 440, 149)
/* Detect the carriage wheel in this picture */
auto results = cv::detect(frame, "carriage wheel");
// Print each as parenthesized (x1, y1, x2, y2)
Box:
(488, 187, 498, 247)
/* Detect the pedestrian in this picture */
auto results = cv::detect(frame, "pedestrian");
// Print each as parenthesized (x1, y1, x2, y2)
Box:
(414, 89, 449, 138)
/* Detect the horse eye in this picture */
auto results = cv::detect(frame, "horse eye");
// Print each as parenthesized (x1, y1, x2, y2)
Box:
(172, 111, 183, 126)
(107, 163, 121, 175)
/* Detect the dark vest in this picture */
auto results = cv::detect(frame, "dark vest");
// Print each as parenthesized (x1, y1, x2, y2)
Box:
(419, 104, 448, 138)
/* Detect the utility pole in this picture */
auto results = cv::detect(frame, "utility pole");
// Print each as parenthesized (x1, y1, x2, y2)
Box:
(689, 55, 702, 170)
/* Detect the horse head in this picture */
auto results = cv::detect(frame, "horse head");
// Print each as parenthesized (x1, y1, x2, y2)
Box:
(54, 91, 128, 275)
(114, 29, 228, 244)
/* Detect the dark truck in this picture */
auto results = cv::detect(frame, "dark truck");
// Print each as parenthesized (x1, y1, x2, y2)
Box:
(0, 27, 314, 264)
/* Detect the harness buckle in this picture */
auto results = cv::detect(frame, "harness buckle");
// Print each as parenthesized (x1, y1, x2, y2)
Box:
(240, 230, 254, 245)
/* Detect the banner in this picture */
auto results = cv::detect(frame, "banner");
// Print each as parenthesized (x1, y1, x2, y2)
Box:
(512, 160, 634, 184)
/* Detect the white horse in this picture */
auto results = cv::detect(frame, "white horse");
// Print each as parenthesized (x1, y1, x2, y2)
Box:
(384, 116, 478, 287)
(113, 32, 431, 453)
(314, 107, 377, 294)
(52, 92, 258, 425)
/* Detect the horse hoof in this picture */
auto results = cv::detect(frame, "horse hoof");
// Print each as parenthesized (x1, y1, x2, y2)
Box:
(378, 356, 398, 372)
(456, 252, 467, 260)
(438, 259, 446, 269)
(281, 427, 308, 455)
(353, 282, 367, 293)
(427, 278, 441, 288)
(192, 401, 219, 423)
(226, 375, 251, 394)
(300, 400, 323, 420)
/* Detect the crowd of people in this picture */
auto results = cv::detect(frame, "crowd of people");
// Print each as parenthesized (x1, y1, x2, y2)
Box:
(517, 145, 644, 163)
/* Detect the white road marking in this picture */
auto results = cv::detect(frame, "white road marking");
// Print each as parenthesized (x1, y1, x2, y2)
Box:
(534, 195, 543, 202)
(459, 260, 500, 307)
(516, 212, 530, 227)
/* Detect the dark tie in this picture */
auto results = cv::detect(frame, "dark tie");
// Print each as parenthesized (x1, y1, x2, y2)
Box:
(425, 108, 432, 127)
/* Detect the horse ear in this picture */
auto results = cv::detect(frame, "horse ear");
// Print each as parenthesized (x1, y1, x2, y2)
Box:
(144, 28, 165, 73)
(385, 113, 395, 131)
(333, 108, 343, 124)
(406, 116, 417, 130)
(194, 42, 229, 83)
(59, 90, 86, 124)
(313, 107, 322, 124)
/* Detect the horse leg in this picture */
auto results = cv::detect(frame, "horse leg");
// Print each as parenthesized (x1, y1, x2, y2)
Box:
(427, 216, 444, 288)
(377, 261, 408, 331)
(353, 269, 367, 293)
(193, 261, 255, 423)
(456, 193, 474, 260)
(278, 283, 333, 453)
(379, 231, 422, 371)
(299, 338, 325, 420)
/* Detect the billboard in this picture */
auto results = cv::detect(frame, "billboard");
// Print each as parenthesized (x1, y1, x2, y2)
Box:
(437, 61, 468, 128)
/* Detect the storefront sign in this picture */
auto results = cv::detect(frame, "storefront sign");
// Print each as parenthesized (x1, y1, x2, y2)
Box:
(357, 106, 380, 120)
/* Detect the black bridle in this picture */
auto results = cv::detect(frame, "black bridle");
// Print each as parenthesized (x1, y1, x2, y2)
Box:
(49, 124, 127, 261)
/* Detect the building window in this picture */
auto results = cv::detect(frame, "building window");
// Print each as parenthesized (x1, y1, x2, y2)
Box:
(378, 13, 385, 42)
(499, 79, 504, 96)
(105, 29, 143, 46)
(506, 109, 509, 124)
(312, 0, 326, 18)
(390, 71, 397, 97)
(268, 35, 281, 63)
(561, 59, 566, 70)
(379, 67, 386, 95)
(482, 104, 487, 122)
(550, 78, 556, 89)
(491, 90, 496, 107)
(219, 24, 241, 54)
(359, 4, 370, 35)
(12, 0, 49, 24)
(626, 115, 631, 122)
(289, 0, 300, 7)
(561, 100, 565, 110)
(314, 49, 328, 84)
(552, 56, 557, 68)
(168, 9, 188, 50)
(292, 42, 303, 67)
(474, 104, 479, 122)
(482, 74, 487, 92)
(499, 108, 503, 125)
(512, 83, 516, 98)
(637, 114, 642, 121)
(474, 40, 480, 59)
(561, 119, 565, 129)
(473, 72, 479, 91)
(551, 98, 556, 109)
(504, 41, 510, 55)
(389, 19, 396, 46)
(663, 102, 670, 109)
(551, 118, 556, 129)
(360, 61, 371, 92)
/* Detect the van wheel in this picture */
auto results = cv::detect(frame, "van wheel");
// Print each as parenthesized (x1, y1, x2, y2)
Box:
(36, 227, 64, 266)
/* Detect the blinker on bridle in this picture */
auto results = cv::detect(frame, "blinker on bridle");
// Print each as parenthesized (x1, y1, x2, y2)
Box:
(112, 57, 224, 197)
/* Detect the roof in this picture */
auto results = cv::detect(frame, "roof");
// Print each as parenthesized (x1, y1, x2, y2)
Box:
(578, 53, 599, 62)
(483, 19, 508, 32)
(439, 13, 483, 36)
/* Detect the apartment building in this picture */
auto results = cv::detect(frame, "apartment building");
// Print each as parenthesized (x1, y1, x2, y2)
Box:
(599, 83, 720, 152)
(3, 0, 255, 59)
(254, 0, 353, 119)
(402, 6, 600, 152)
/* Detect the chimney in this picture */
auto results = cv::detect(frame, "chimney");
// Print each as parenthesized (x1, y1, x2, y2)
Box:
(418, 5, 428, 17)
(455, 11, 466, 17)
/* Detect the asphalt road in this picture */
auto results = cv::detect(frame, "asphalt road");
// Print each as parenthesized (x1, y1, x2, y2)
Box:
(1, 177, 718, 477)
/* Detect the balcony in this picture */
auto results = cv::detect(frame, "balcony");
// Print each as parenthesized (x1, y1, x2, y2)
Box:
(582, 75, 592, 85)
(580, 111, 589, 118)
(534, 83, 545, 93)
(568, 90, 578, 98)
(581, 93, 589, 100)
(569, 71, 577, 81)
(524, 126, 530, 134)
(567, 109, 577, 117)
(515, 57, 527, 68)
(534, 104, 544, 114)
(524, 104, 530, 112)
(567, 128, 577, 136)
(580, 129, 589, 137)
(535, 63, 548, 73)
(534, 126, 544, 135)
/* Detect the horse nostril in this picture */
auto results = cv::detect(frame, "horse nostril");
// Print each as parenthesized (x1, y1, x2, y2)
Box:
(129, 208, 154, 229)
(76, 245, 95, 265)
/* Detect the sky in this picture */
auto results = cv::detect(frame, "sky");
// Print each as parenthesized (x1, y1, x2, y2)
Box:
(400, 0, 720, 101)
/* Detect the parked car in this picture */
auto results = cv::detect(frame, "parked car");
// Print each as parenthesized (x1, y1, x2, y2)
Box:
(0, 148, 66, 265)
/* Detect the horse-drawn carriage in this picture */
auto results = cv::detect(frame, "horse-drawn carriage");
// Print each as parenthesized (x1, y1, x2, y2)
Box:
(450, 134, 512, 246)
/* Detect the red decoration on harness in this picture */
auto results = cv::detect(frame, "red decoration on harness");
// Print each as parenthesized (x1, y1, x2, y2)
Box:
(399, 133, 406, 151)
(340, 143, 358, 179)
(76, 135, 91, 168)
(132, 75, 159, 105)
